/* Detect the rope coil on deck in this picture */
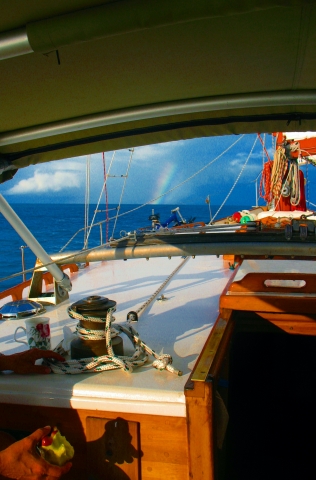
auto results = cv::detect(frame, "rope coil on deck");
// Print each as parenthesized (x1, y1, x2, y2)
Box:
(45, 308, 182, 376)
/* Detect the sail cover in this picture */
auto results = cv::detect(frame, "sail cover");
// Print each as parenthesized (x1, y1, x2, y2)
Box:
(1, 0, 316, 182)
(275, 132, 316, 158)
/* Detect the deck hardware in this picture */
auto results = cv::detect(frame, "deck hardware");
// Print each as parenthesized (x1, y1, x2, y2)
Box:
(299, 225, 308, 240)
(0, 299, 45, 319)
(146, 257, 149, 261)
(126, 231, 137, 242)
(29, 259, 70, 305)
(285, 224, 292, 240)
(157, 294, 168, 302)
(127, 311, 138, 322)
(69, 295, 121, 359)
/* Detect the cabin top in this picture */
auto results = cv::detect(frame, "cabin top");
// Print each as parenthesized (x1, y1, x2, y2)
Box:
(0, 255, 232, 417)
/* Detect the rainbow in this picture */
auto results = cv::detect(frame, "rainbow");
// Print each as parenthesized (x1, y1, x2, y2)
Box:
(153, 163, 177, 204)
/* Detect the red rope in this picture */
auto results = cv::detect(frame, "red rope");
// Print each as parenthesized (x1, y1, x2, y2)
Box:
(259, 160, 273, 203)
(257, 133, 272, 162)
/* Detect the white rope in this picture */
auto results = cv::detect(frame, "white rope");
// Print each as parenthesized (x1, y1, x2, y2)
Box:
(84, 177, 107, 247)
(69, 307, 119, 345)
(45, 308, 182, 376)
(271, 147, 288, 201)
(132, 256, 190, 319)
(212, 135, 258, 221)
(290, 161, 301, 206)
(84, 155, 91, 248)
(111, 149, 134, 239)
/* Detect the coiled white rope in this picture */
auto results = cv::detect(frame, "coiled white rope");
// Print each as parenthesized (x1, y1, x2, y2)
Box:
(290, 161, 301, 206)
(68, 307, 119, 341)
(45, 307, 182, 376)
(271, 147, 288, 201)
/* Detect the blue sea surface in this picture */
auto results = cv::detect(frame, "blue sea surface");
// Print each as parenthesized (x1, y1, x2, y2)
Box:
(0, 203, 244, 291)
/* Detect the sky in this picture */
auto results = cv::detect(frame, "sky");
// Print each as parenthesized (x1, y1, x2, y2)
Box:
(1, 133, 314, 207)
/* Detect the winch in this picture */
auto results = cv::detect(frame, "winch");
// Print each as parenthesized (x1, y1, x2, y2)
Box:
(69, 295, 123, 360)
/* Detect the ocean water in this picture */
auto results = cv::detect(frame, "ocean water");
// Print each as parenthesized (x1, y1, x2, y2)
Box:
(0, 203, 244, 291)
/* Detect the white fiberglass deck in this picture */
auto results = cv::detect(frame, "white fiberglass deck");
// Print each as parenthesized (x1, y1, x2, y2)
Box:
(0, 256, 232, 417)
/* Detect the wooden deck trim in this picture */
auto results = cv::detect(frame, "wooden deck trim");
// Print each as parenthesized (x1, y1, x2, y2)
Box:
(184, 310, 234, 480)
(220, 293, 316, 314)
(229, 272, 316, 294)
(186, 382, 215, 480)
(0, 402, 189, 480)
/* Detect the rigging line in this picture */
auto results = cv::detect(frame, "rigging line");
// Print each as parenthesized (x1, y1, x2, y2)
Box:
(85, 182, 105, 246)
(135, 256, 190, 319)
(257, 132, 271, 162)
(84, 155, 91, 248)
(306, 163, 310, 207)
(85, 157, 108, 246)
(103, 134, 246, 226)
(0, 231, 132, 285)
(299, 148, 316, 159)
(262, 133, 265, 169)
(111, 148, 134, 239)
(84, 151, 115, 248)
(95, 207, 118, 212)
(212, 135, 259, 221)
(103, 152, 109, 244)
(59, 134, 245, 251)
(107, 150, 117, 174)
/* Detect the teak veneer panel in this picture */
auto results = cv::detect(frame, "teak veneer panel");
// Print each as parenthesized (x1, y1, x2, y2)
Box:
(257, 312, 316, 335)
(0, 403, 189, 480)
(220, 270, 316, 316)
(220, 293, 316, 315)
(229, 272, 316, 294)
(87, 417, 140, 479)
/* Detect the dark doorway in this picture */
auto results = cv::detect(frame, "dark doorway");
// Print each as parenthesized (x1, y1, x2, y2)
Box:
(224, 328, 316, 480)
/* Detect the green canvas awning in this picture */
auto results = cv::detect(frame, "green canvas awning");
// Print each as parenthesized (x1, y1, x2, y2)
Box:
(1, 0, 316, 182)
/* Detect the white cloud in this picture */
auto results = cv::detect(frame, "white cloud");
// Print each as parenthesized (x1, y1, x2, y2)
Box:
(45, 159, 86, 172)
(6, 170, 81, 195)
(131, 141, 185, 162)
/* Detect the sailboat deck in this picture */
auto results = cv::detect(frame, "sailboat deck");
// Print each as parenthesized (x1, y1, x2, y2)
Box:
(0, 255, 232, 417)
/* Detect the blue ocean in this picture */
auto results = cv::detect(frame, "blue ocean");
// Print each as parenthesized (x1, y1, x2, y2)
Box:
(0, 203, 244, 291)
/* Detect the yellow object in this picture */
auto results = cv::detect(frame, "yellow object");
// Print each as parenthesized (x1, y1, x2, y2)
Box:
(40, 429, 74, 466)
